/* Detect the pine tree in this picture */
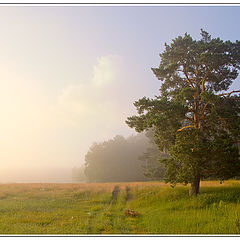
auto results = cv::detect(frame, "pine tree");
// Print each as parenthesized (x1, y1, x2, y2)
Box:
(126, 30, 240, 196)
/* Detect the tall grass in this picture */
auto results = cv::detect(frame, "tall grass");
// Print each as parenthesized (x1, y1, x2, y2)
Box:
(0, 181, 239, 234)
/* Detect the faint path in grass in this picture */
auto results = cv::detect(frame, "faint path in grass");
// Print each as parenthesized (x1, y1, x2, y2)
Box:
(85, 185, 135, 234)
(0, 181, 240, 234)
(85, 187, 122, 234)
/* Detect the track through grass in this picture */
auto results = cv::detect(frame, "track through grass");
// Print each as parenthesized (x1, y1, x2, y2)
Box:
(0, 181, 239, 234)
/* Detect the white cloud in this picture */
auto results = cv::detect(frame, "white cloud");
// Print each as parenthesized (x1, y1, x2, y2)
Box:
(57, 55, 130, 135)
(92, 55, 122, 87)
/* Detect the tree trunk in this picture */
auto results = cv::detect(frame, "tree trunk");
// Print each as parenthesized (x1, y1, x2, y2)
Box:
(189, 174, 200, 196)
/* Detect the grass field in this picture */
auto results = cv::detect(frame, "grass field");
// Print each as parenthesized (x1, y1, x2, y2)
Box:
(0, 180, 240, 234)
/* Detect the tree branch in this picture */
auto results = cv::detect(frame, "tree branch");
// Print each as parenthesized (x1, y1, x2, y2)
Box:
(184, 116, 194, 122)
(218, 90, 240, 97)
(182, 66, 195, 89)
(200, 102, 209, 115)
(200, 90, 239, 116)
(177, 125, 194, 132)
(201, 69, 209, 92)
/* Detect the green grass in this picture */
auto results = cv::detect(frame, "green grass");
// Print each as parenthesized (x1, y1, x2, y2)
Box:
(0, 181, 239, 234)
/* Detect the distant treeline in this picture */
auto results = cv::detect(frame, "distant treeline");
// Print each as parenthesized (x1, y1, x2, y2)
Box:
(72, 133, 167, 183)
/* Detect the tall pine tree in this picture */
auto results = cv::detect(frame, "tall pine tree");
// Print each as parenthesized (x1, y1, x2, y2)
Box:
(126, 30, 240, 196)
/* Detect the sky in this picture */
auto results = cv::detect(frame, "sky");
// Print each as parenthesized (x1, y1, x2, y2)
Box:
(0, 5, 239, 182)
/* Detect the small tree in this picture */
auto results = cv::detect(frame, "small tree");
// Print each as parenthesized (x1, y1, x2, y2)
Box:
(126, 30, 240, 196)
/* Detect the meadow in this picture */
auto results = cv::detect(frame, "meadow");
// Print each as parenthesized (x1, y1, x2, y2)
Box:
(0, 181, 240, 234)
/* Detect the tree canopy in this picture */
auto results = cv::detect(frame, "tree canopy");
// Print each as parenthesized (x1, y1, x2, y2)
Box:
(139, 129, 167, 180)
(126, 30, 240, 195)
(84, 134, 164, 182)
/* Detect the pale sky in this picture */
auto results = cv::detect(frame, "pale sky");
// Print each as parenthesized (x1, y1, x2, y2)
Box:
(0, 6, 239, 180)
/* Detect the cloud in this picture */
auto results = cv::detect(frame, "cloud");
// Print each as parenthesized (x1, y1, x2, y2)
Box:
(56, 55, 132, 138)
(92, 55, 122, 87)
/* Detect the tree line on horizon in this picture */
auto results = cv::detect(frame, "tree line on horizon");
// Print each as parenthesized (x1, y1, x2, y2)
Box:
(72, 132, 167, 183)
(83, 133, 166, 183)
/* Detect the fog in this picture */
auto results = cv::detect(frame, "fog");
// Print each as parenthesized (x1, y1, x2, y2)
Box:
(0, 168, 73, 183)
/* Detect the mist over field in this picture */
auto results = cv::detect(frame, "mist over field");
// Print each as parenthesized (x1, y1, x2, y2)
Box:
(0, 168, 73, 183)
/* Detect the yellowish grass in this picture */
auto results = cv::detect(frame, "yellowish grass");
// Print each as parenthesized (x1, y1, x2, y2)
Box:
(0, 181, 169, 195)
(200, 179, 240, 187)
(0, 180, 239, 234)
(0, 180, 236, 196)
